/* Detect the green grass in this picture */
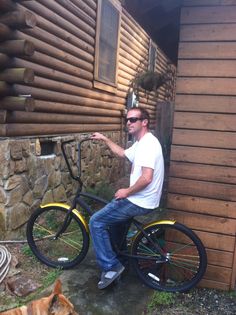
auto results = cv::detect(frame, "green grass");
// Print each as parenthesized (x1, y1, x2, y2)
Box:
(146, 291, 175, 313)
(21, 244, 34, 257)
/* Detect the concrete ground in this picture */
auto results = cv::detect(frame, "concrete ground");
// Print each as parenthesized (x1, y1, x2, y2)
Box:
(59, 247, 153, 315)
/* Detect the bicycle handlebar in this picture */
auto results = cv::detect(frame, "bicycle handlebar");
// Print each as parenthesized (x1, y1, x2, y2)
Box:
(61, 138, 92, 185)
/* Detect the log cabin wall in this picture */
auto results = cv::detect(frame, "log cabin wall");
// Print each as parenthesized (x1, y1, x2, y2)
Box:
(0, 0, 175, 136)
(168, 0, 236, 290)
(0, 0, 176, 236)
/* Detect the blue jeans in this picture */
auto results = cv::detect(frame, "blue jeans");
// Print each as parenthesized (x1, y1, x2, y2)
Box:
(89, 198, 152, 271)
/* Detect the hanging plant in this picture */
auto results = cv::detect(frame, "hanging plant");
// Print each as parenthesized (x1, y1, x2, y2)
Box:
(133, 71, 169, 92)
(130, 70, 171, 101)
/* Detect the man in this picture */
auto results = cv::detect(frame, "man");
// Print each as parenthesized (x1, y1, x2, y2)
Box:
(89, 107, 164, 289)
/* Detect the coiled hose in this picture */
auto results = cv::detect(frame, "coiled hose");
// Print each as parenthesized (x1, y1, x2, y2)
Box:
(0, 245, 11, 284)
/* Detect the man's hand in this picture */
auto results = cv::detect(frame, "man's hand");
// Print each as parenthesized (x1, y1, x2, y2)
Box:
(91, 132, 107, 141)
(91, 132, 125, 158)
(115, 188, 130, 199)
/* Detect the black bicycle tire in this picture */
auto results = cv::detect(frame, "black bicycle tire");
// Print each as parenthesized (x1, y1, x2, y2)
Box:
(26, 205, 89, 269)
(131, 222, 207, 292)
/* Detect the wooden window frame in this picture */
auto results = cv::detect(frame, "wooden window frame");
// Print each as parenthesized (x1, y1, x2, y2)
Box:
(148, 39, 157, 72)
(94, 0, 121, 93)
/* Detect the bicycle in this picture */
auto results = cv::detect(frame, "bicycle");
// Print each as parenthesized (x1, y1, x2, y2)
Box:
(26, 138, 207, 293)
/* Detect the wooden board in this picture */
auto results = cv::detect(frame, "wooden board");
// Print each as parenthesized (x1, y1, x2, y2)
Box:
(178, 42, 236, 59)
(175, 94, 236, 113)
(194, 230, 235, 252)
(180, 24, 236, 42)
(176, 77, 236, 95)
(181, 6, 236, 24)
(177, 59, 236, 77)
(204, 264, 232, 286)
(168, 193, 236, 219)
(173, 112, 236, 131)
(172, 129, 236, 149)
(170, 145, 236, 167)
(183, 0, 236, 6)
(169, 161, 236, 184)
(207, 249, 234, 268)
(199, 278, 230, 291)
(168, 177, 236, 202)
(166, 209, 236, 236)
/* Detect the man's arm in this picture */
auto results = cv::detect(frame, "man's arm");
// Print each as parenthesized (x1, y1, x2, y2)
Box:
(114, 167, 153, 199)
(91, 132, 125, 158)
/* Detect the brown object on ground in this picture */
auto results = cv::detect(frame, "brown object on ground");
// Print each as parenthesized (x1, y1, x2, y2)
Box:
(0, 279, 78, 315)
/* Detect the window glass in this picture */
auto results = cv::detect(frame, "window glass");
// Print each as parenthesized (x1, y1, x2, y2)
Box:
(95, 0, 120, 86)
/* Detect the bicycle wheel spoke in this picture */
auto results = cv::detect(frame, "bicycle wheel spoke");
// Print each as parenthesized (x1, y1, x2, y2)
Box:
(131, 223, 207, 292)
(27, 206, 89, 269)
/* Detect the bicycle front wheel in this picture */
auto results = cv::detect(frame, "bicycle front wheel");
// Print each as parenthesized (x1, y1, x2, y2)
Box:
(131, 222, 207, 292)
(26, 205, 89, 269)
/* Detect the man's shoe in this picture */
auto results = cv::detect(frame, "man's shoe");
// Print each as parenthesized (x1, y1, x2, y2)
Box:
(98, 264, 125, 289)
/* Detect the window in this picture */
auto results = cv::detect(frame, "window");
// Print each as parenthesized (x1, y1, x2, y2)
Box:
(94, 0, 121, 91)
(149, 40, 156, 72)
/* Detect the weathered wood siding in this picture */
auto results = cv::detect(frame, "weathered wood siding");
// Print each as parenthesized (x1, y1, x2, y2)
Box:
(168, 0, 236, 290)
(0, 0, 175, 137)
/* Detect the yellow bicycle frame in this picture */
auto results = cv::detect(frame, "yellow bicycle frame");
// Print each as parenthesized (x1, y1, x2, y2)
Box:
(40, 203, 89, 233)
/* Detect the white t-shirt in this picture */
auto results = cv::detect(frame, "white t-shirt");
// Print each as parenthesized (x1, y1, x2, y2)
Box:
(124, 132, 164, 209)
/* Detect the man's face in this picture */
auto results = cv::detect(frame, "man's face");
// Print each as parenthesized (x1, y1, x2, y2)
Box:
(125, 109, 144, 136)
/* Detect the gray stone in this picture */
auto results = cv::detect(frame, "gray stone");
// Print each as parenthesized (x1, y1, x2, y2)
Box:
(6, 276, 40, 297)
(23, 190, 33, 206)
(0, 204, 6, 230)
(53, 185, 67, 202)
(4, 175, 22, 191)
(15, 159, 27, 173)
(7, 202, 29, 229)
(22, 141, 30, 158)
(33, 175, 48, 199)
(10, 141, 23, 160)
(42, 190, 53, 204)
(6, 187, 23, 207)
(0, 187, 7, 204)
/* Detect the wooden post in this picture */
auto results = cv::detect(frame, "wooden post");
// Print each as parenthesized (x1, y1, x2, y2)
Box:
(13, 58, 92, 89)
(0, 10, 37, 28)
(0, 96, 35, 111)
(7, 111, 121, 124)
(34, 100, 120, 117)
(0, 40, 35, 56)
(5, 123, 121, 137)
(56, 0, 95, 28)
(13, 50, 93, 81)
(16, 30, 93, 73)
(0, 68, 34, 83)
(22, 1, 94, 47)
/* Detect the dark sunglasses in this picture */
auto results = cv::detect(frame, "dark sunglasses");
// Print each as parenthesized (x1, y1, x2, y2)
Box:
(125, 117, 143, 124)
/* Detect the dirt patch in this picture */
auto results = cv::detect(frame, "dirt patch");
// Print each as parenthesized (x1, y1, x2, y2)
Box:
(143, 288, 236, 315)
(0, 242, 60, 312)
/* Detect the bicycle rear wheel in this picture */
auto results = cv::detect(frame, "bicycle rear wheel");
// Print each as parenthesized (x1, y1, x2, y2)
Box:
(131, 222, 207, 292)
(26, 205, 89, 269)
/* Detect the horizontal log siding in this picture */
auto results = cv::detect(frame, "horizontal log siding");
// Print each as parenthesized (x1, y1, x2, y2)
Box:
(0, 0, 174, 136)
(170, 1, 236, 290)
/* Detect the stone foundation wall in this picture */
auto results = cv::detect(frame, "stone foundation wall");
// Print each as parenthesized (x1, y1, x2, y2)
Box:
(0, 132, 125, 239)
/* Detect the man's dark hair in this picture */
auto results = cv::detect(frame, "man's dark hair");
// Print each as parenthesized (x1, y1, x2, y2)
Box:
(128, 107, 150, 127)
